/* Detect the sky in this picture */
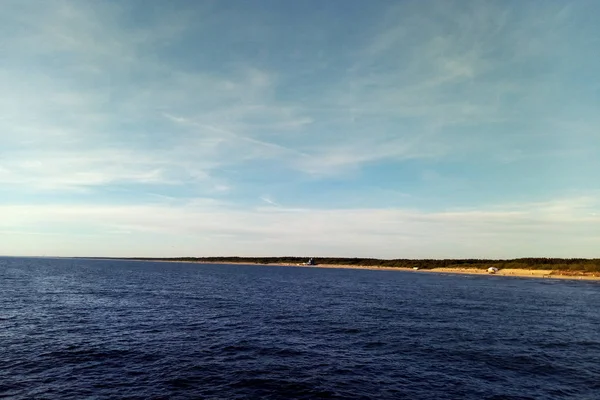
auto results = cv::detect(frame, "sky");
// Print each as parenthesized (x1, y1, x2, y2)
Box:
(1, 0, 599, 258)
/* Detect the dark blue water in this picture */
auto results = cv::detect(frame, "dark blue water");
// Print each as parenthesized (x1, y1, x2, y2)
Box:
(1, 258, 599, 399)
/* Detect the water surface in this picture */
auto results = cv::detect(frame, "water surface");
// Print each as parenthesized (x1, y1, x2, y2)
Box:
(1, 257, 599, 399)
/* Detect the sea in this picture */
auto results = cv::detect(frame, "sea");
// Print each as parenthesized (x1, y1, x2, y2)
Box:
(1, 257, 599, 399)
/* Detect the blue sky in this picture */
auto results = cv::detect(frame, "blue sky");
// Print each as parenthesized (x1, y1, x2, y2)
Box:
(1, 0, 599, 258)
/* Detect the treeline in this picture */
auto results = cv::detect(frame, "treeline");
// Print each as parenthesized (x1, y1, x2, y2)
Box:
(126, 257, 600, 272)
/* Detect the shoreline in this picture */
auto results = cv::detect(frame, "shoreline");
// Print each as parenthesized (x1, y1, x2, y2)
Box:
(104, 258, 600, 281)
(74, 257, 600, 281)
(273, 263, 600, 281)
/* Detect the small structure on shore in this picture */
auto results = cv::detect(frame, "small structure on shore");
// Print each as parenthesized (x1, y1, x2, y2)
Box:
(305, 258, 316, 266)
(487, 267, 499, 274)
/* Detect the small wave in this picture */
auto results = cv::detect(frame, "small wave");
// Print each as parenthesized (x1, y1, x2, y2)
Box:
(2, 257, 599, 400)
(230, 377, 342, 399)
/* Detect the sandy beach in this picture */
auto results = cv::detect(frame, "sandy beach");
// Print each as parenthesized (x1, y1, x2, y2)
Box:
(240, 263, 600, 281)
(93, 258, 600, 282)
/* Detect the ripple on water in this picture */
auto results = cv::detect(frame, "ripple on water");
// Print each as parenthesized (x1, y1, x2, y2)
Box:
(1, 257, 599, 399)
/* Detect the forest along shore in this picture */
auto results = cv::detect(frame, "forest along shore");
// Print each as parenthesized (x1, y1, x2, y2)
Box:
(96, 257, 600, 281)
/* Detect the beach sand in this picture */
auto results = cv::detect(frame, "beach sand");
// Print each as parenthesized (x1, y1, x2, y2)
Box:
(109, 258, 600, 281)
(254, 263, 600, 281)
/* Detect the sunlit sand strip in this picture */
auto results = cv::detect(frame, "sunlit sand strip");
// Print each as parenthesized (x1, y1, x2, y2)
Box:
(94, 258, 600, 281)
(252, 263, 600, 281)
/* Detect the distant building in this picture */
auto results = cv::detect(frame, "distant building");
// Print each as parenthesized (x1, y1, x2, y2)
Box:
(306, 258, 316, 266)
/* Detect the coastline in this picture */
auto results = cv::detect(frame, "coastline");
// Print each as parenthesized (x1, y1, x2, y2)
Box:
(79, 257, 600, 281)
(163, 260, 600, 281)
(279, 263, 600, 281)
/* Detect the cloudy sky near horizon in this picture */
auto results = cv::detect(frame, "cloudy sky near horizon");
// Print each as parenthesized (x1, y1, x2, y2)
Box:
(1, 0, 599, 258)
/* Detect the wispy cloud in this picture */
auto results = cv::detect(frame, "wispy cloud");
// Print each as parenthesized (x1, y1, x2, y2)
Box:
(297, 0, 597, 173)
(260, 196, 280, 207)
(2, 0, 594, 184)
